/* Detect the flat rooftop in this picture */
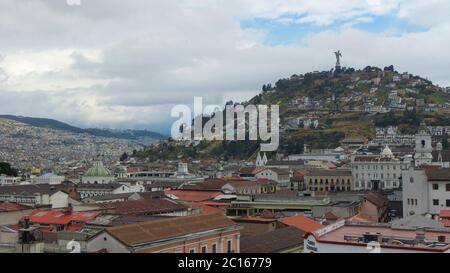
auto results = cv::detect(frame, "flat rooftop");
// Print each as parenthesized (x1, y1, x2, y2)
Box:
(315, 222, 450, 252)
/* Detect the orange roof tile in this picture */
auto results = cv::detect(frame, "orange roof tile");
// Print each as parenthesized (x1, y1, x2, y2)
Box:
(0, 202, 32, 212)
(278, 214, 324, 233)
(440, 210, 450, 219)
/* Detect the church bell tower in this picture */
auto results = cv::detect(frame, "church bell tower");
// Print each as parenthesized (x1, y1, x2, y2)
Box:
(414, 122, 433, 167)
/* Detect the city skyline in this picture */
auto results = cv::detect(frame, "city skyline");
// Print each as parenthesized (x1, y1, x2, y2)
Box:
(1, 1, 450, 133)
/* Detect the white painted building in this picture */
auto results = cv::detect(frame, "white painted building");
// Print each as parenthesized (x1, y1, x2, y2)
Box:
(351, 146, 411, 191)
(0, 184, 74, 208)
(253, 168, 291, 187)
(77, 183, 135, 200)
(32, 173, 65, 185)
(402, 167, 450, 218)
(414, 124, 434, 167)
(0, 175, 22, 186)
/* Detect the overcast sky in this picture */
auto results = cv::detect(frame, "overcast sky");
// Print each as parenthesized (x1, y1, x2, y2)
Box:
(1, 0, 449, 134)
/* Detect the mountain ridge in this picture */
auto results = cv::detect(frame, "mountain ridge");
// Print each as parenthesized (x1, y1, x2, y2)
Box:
(0, 115, 167, 141)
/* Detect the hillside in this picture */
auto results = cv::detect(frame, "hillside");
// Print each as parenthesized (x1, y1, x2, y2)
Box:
(0, 118, 145, 170)
(0, 115, 166, 143)
(137, 65, 450, 161)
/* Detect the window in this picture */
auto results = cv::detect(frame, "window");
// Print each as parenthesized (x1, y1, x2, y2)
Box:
(447, 184, 450, 191)
(433, 199, 439, 206)
(227, 240, 232, 253)
(433, 184, 439, 190)
(201, 246, 207, 253)
(189, 248, 195, 253)
(212, 244, 217, 253)
(447, 200, 450, 207)
(410, 177, 414, 183)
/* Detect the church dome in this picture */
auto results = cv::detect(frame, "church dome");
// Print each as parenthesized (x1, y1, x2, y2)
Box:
(84, 159, 112, 177)
(381, 145, 394, 158)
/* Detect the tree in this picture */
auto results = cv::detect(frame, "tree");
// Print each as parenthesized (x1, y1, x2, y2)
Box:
(442, 137, 450, 150)
(0, 162, 18, 176)
(120, 152, 129, 162)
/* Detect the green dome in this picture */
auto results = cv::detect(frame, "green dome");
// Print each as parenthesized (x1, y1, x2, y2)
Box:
(84, 160, 112, 177)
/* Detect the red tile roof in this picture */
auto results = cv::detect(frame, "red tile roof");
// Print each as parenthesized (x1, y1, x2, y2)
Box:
(23, 209, 100, 225)
(222, 177, 244, 181)
(440, 210, 450, 219)
(239, 167, 256, 175)
(106, 213, 238, 246)
(164, 190, 221, 202)
(0, 202, 32, 212)
(227, 181, 267, 188)
(441, 220, 450, 228)
(364, 192, 388, 208)
(425, 168, 450, 181)
(180, 180, 230, 191)
(278, 214, 324, 233)
(188, 202, 225, 215)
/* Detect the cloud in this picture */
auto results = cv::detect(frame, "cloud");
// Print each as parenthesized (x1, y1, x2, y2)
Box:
(1, 0, 450, 133)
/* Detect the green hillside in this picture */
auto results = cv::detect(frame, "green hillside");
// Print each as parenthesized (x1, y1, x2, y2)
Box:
(137, 65, 450, 161)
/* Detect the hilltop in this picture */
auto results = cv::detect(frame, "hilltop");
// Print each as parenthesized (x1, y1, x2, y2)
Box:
(137, 65, 450, 161)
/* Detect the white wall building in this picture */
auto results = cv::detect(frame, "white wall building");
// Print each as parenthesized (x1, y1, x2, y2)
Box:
(414, 124, 434, 167)
(0, 184, 74, 208)
(32, 173, 65, 185)
(351, 146, 411, 191)
(77, 183, 135, 200)
(0, 175, 22, 186)
(254, 168, 291, 187)
(402, 167, 450, 218)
